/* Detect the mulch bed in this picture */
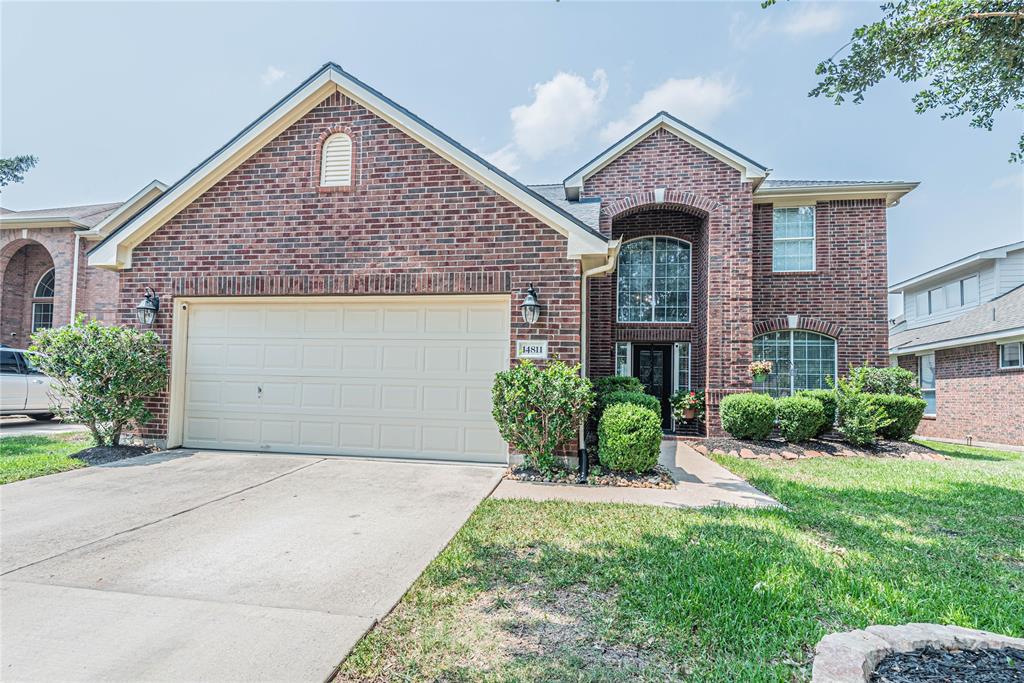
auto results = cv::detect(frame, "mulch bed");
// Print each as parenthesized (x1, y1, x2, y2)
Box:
(506, 465, 675, 489)
(697, 437, 947, 461)
(74, 444, 158, 466)
(871, 646, 1024, 682)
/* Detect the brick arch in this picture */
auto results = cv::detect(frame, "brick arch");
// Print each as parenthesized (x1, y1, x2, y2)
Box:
(312, 120, 359, 193)
(753, 315, 843, 339)
(0, 238, 57, 345)
(601, 189, 722, 222)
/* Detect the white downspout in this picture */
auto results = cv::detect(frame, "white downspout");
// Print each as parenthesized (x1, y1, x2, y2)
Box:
(578, 239, 622, 446)
(69, 232, 81, 322)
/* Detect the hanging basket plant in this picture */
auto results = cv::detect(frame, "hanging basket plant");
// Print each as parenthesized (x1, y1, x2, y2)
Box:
(749, 360, 773, 384)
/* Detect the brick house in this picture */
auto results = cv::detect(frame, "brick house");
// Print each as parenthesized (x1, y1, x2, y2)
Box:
(0, 182, 165, 346)
(890, 241, 1024, 447)
(83, 63, 916, 459)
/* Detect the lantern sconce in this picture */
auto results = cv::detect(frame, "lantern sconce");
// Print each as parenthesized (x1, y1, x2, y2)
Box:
(520, 284, 542, 326)
(135, 287, 160, 327)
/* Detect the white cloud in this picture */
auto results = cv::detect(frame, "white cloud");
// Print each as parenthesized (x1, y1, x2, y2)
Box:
(991, 171, 1024, 192)
(483, 143, 521, 174)
(782, 4, 844, 36)
(261, 65, 286, 86)
(508, 69, 608, 160)
(600, 76, 739, 142)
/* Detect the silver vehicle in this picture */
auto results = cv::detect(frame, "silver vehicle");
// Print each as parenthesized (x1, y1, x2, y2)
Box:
(0, 347, 57, 420)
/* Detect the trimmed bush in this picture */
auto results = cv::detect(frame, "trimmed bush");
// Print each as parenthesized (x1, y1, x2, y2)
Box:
(593, 375, 644, 397)
(830, 373, 891, 447)
(850, 365, 921, 398)
(796, 389, 838, 436)
(868, 393, 927, 440)
(719, 392, 776, 440)
(598, 403, 662, 473)
(601, 390, 660, 415)
(775, 395, 825, 443)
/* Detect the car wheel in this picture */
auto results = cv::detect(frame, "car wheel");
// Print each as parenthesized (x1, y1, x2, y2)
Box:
(29, 413, 54, 421)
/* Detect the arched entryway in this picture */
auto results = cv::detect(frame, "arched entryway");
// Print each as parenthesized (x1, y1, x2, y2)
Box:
(1, 240, 56, 347)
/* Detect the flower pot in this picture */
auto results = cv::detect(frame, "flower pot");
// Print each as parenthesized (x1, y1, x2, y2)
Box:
(683, 408, 696, 420)
(753, 372, 768, 383)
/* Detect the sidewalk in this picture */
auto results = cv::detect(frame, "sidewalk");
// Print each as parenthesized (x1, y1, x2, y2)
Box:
(491, 439, 781, 509)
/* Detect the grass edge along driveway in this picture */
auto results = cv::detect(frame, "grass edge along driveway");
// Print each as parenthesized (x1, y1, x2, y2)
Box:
(337, 440, 1024, 682)
(0, 432, 93, 484)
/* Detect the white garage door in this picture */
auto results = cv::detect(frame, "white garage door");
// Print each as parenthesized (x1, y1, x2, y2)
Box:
(181, 297, 509, 463)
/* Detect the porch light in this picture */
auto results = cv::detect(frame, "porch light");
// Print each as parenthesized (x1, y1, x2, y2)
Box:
(520, 284, 542, 325)
(135, 287, 160, 326)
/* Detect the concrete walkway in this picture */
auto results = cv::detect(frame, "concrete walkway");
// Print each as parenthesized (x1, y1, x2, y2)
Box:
(491, 440, 781, 509)
(1, 450, 502, 681)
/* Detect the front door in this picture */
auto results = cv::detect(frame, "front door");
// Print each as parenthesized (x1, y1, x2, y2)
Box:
(632, 344, 672, 428)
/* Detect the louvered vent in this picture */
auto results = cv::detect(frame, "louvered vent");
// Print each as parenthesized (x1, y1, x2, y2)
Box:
(320, 133, 353, 187)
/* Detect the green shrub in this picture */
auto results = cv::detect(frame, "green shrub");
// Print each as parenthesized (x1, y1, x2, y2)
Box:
(775, 395, 825, 443)
(850, 365, 921, 398)
(492, 360, 595, 471)
(598, 403, 662, 473)
(30, 316, 168, 447)
(867, 393, 927, 440)
(796, 389, 838, 436)
(593, 375, 644, 397)
(719, 393, 776, 440)
(601, 390, 660, 415)
(829, 372, 892, 447)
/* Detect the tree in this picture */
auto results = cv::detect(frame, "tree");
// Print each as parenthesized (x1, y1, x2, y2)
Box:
(767, 0, 1024, 162)
(0, 155, 39, 187)
(30, 316, 168, 447)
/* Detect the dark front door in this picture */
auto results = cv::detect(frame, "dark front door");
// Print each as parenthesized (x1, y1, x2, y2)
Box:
(632, 344, 672, 427)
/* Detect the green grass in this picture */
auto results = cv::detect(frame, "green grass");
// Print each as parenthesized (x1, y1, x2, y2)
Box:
(338, 439, 1024, 682)
(0, 432, 94, 484)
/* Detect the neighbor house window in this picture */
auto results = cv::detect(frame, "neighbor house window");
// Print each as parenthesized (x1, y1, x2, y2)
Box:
(674, 342, 691, 392)
(753, 330, 836, 397)
(616, 237, 691, 322)
(615, 342, 631, 376)
(999, 341, 1023, 369)
(31, 269, 55, 332)
(772, 206, 815, 272)
(922, 274, 980, 315)
(919, 353, 936, 415)
(320, 132, 353, 187)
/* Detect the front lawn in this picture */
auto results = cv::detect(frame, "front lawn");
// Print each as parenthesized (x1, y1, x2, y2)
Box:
(0, 433, 94, 484)
(337, 440, 1024, 682)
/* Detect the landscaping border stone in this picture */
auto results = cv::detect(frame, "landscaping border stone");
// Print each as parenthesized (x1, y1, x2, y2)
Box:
(695, 438, 948, 462)
(811, 624, 1024, 682)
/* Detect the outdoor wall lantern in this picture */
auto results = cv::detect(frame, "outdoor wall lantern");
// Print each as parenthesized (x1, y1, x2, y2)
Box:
(520, 284, 542, 325)
(135, 287, 160, 326)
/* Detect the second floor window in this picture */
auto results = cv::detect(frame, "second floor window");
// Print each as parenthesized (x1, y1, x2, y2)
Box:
(617, 237, 691, 323)
(917, 274, 980, 315)
(772, 206, 815, 272)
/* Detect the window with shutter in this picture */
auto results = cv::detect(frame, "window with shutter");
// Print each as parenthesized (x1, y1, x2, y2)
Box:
(320, 133, 353, 187)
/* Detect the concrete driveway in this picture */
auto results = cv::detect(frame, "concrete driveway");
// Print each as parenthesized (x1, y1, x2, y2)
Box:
(0, 416, 88, 437)
(0, 450, 502, 682)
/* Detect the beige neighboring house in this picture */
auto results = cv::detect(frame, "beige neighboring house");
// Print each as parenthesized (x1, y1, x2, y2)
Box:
(0, 181, 166, 346)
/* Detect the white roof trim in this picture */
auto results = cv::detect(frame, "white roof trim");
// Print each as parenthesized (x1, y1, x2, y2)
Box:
(80, 180, 167, 241)
(890, 325, 1024, 354)
(889, 241, 1024, 293)
(754, 182, 919, 208)
(0, 216, 90, 229)
(562, 112, 769, 200)
(89, 64, 608, 270)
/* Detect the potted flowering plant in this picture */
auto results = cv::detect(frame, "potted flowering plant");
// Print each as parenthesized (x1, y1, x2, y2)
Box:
(671, 388, 705, 422)
(749, 360, 773, 384)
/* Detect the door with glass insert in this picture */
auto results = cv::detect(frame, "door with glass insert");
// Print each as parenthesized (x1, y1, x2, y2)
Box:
(631, 344, 672, 427)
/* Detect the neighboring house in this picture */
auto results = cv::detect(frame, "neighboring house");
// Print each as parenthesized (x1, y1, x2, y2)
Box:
(83, 63, 916, 458)
(890, 241, 1024, 447)
(0, 182, 166, 345)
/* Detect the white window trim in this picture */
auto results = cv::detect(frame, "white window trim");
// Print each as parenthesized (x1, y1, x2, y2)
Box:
(616, 236, 692, 324)
(771, 206, 816, 273)
(998, 341, 1023, 370)
(31, 268, 55, 332)
(924, 272, 981, 315)
(615, 341, 632, 376)
(918, 352, 937, 416)
(753, 329, 838, 395)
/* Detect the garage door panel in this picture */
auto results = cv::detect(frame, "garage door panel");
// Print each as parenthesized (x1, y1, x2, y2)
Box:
(183, 298, 509, 463)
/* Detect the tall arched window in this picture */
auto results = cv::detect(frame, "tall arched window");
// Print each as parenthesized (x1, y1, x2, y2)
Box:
(320, 132, 353, 187)
(32, 268, 55, 332)
(616, 237, 691, 322)
(753, 330, 837, 396)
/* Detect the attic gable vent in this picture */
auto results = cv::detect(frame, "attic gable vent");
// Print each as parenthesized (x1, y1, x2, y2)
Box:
(320, 132, 353, 187)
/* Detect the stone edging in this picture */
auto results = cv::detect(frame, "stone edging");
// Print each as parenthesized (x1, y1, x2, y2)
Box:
(812, 623, 1024, 682)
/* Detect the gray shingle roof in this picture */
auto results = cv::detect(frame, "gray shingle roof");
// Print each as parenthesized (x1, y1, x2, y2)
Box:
(527, 184, 601, 232)
(889, 285, 1024, 352)
(0, 202, 123, 227)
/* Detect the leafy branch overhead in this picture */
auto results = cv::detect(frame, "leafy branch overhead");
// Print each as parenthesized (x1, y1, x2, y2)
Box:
(0, 155, 38, 187)
(766, 0, 1024, 162)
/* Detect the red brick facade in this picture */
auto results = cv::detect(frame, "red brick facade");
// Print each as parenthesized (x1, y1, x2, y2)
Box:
(898, 347, 1024, 446)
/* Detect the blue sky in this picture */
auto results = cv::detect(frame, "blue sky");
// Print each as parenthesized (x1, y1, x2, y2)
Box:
(2, 1, 1022, 299)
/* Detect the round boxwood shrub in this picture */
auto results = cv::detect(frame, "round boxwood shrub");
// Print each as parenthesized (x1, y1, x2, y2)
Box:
(593, 375, 644, 397)
(598, 403, 662, 473)
(775, 395, 825, 443)
(719, 392, 776, 440)
(601, 390, 660, 415)
(796, 389, 837, 436)
(867, 393, 927, 441)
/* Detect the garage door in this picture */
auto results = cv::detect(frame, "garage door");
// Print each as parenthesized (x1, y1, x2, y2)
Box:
(181, 297, 509, 463)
